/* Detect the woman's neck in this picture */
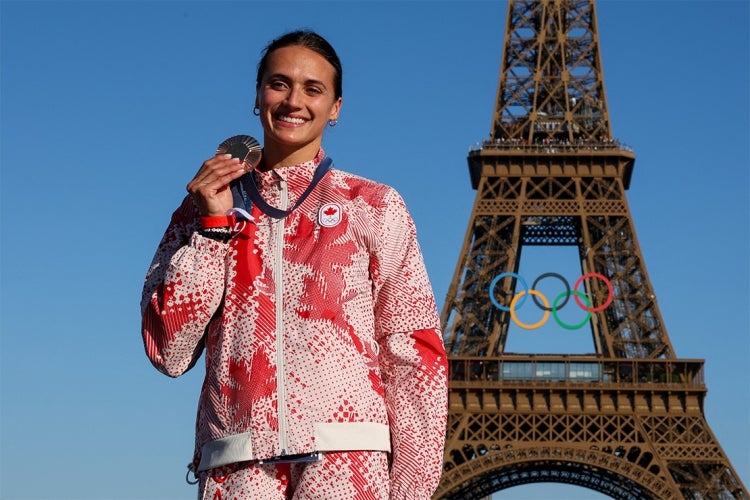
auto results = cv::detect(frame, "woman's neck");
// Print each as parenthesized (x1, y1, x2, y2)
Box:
(261, 141, 322, 171)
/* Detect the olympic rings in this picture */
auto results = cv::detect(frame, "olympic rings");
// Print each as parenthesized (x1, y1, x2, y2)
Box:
(489, 272, 613, 329)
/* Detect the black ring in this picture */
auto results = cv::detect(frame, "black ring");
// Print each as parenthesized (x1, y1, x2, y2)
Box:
(531, 272, 570, 311)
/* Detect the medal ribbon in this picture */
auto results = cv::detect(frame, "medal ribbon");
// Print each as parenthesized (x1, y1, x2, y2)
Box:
(235, 157, 333, 219)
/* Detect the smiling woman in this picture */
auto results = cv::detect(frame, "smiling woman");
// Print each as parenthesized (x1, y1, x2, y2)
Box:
(254, 35, 342, 169)
(256, 45, 341, 166)
(140, 29, 449, 500)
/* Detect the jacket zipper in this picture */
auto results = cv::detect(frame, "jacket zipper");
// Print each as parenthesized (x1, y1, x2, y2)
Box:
(275, 176, 289, 456)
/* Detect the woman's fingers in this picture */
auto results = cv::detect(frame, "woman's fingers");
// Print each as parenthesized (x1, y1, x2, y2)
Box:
(187, 154, 248, 216)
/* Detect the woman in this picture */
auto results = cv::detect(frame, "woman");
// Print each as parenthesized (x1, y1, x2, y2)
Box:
(141, 30, 448, 499)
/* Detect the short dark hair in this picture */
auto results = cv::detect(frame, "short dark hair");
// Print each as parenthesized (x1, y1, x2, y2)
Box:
(256, 30, 343, 99)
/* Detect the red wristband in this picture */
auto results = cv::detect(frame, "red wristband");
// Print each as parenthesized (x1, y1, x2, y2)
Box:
(200, 214, 235, 229)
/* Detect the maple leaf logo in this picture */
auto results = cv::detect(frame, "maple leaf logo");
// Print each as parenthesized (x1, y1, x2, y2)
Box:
(319, 203, 342, 227)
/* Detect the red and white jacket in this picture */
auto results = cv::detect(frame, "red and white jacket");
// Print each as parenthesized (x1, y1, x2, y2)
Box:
(141, 151, 448, 498)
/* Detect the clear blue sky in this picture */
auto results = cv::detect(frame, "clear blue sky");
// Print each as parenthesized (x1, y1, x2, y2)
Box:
(1, 1, 747, 499)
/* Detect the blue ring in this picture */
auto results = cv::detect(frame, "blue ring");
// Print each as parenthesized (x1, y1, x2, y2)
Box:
(489, 272, 529, 312)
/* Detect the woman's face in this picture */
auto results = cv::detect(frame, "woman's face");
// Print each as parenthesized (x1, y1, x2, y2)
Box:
(257, 45, 342, 164)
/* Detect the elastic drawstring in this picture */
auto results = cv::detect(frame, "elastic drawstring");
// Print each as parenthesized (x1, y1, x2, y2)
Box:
(186, 463, 199, 485)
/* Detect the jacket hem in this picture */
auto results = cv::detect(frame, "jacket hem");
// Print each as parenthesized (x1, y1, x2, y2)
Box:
(197, 422, 391, 471)
(314, 422, 391, 452)
(197, 432, 254, 472)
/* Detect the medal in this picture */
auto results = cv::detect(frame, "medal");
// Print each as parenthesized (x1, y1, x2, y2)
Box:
(217, 135, 262, 170)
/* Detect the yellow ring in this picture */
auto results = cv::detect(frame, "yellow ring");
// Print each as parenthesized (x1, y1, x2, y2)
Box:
(509, 290, 550, 329)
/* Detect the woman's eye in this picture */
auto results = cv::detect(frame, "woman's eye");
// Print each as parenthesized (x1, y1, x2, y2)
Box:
(269, 81, 288, 90)
(306, 86, 323, 95)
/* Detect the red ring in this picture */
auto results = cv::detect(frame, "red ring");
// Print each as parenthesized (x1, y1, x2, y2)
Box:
(573, 273, 613, 312)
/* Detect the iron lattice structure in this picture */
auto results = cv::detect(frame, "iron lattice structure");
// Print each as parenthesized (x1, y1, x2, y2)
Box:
(435, 1, 747, 498)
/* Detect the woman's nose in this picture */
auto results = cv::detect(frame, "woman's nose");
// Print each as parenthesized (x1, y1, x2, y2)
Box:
(285, 86, 303, 107)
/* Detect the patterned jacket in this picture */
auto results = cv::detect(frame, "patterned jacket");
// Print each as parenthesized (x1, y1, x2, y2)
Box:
(141, 151, 448, 498)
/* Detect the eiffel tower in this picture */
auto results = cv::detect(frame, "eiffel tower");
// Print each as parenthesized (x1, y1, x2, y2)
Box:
(434, 1, 748, 498)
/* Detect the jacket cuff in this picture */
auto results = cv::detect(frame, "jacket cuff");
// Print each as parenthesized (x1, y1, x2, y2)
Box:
(200, 214, 236, 229)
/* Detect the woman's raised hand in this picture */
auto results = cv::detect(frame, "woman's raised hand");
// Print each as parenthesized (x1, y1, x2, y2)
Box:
(187, 154, 248, 216)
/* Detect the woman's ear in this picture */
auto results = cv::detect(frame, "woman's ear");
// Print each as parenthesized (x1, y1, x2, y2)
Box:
(330, 97, 343, 121)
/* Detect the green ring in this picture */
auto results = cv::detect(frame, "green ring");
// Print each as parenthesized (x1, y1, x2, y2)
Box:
(552, 290, 591, 330)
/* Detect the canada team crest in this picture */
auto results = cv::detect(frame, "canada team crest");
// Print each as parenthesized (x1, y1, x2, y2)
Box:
(319, 203, 342, 227)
